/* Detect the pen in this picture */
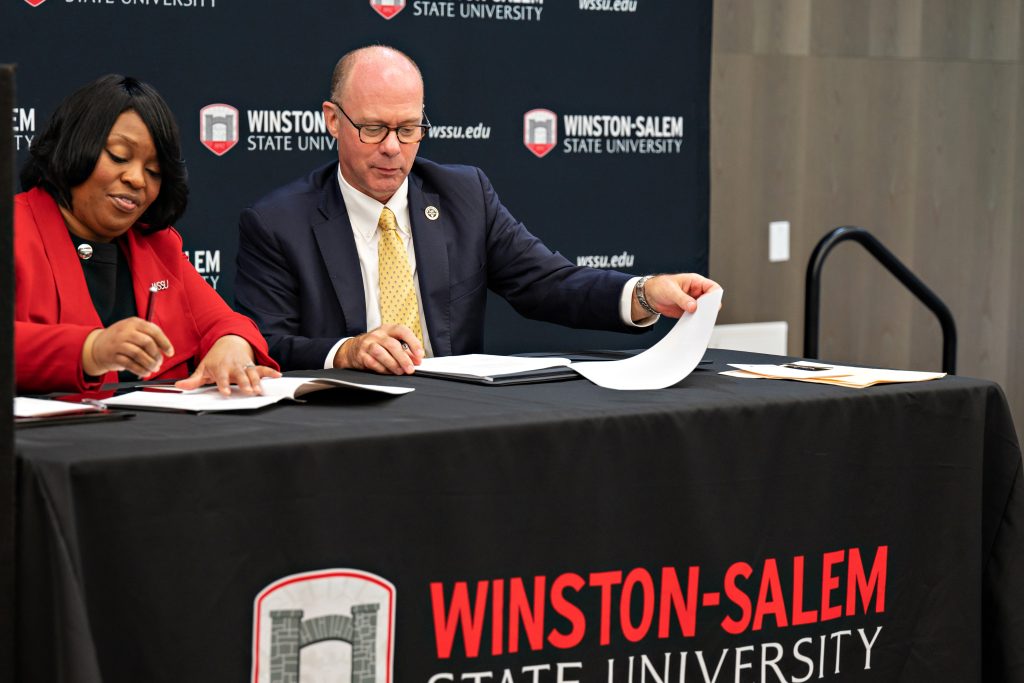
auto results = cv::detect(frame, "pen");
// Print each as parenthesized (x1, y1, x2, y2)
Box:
(145, 284, 158, 322)
(782, 363, 833, 372)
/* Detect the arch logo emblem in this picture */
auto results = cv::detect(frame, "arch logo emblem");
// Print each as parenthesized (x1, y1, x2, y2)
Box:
(252, 569, 396, 683)
(370, 0, 405, 19)
(199, 103, 240, 156)
(524, 109, 558, 158)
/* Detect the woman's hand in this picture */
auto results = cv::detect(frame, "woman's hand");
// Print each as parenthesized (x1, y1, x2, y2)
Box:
(174, 334, 281, 396)
(82, 317, 174, 378)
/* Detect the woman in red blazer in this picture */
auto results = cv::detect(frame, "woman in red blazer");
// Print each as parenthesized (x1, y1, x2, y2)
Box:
(15, 75, 279, 395)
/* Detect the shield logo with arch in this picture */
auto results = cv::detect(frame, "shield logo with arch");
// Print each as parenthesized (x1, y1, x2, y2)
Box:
(199, 103, 239, 156)
(524, 109, 558, 158)
(370, 0, 406, 20)
(252, 569, 396, 683)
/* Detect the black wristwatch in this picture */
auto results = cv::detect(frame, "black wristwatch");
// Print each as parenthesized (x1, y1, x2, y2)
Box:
(635, 275, 659, 316)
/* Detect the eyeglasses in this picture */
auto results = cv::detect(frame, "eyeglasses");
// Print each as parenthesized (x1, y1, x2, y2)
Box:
(332, 101, 431, 144)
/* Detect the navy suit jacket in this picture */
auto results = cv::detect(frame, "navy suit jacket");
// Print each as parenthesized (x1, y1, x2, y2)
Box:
(235, 158, 637, 371)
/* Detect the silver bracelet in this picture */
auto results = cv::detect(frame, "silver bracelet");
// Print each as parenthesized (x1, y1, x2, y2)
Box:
(635, 275, 659, 316)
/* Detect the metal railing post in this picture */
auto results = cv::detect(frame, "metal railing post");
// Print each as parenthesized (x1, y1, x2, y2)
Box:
(804, 226, 957, 375)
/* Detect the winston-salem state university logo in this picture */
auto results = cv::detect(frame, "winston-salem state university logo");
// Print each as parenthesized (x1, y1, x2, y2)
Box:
(199, 103, 239, 156)
(523, 108, 557, 158)
(370, 0, 405, 19)
(252, 569, 395, 683)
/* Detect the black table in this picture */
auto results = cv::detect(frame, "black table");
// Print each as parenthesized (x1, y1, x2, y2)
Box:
(15, 350, 1024, 683)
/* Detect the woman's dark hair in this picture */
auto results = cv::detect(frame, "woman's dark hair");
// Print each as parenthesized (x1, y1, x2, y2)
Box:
(20, 74, 188, 231)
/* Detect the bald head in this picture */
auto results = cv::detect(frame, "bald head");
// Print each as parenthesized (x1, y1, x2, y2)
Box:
(330, 45, 423, 105)
(323, 45, 426, 203)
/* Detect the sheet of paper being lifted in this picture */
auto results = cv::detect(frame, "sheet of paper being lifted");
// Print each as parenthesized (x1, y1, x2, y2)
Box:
(571, 287, 723, 390)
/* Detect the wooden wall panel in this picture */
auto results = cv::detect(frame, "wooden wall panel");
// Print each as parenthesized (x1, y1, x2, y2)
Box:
(753, 0, 811, 55)
(919, 0, 978, 60)
(907, 62, 1017, 381)
(1009, 62, 1024, 430)
(808, 1, 874, 57)
(919, 0, 1019, 62)
(709, 54, 808, 334)
(866, 0, 924, 59)
(714, 0, 811, 55)
(713, 0, 756, 55)
(710, 0, 1024, 429)
(968, 0, 1019, 61)
(803, 58, 923, 370)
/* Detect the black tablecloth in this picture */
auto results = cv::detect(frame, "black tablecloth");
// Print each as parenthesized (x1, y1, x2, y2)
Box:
(15, 350, 1024, 683)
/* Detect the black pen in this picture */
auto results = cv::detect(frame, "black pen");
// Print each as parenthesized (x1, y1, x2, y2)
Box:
(782, 362, 833, 372)
(145, 284, 158, 322)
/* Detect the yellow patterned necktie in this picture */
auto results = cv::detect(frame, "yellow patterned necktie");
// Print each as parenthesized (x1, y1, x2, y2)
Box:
(377, 207, 423, 344)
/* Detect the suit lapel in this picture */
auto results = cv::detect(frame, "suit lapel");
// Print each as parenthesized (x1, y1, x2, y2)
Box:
(29, 188, 102, 327)
(408, 175, 451, 357)
(312, 175, 367, 336)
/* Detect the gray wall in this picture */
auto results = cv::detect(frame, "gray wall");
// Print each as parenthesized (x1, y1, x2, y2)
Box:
(711, 0, 1024, 430)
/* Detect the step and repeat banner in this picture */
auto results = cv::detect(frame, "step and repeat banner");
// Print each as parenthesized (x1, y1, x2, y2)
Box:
(3, 0, 710, 353)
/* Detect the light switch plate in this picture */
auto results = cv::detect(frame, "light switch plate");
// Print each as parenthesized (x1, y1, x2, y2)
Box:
(769, 220, 790, 263)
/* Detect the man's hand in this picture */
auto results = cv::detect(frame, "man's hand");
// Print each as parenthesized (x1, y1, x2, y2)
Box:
(334, 324, 424, 375)
(82, 317, 175, 378)
(175, 334, 281, 396)
(631, 273, 721, 321)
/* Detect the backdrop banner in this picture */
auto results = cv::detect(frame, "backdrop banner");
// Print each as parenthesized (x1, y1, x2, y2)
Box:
(2, 0, 710, 353)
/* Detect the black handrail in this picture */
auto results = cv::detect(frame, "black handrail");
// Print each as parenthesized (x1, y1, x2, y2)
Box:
(804, 226, 957, 375)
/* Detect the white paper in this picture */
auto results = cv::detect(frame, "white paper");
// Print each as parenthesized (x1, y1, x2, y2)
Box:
(570, 287, 723, 390)
(415, 354, 570, 379)
(725, 361, 946, 388)
(258, 376, 414, 398)
(101, 376, 413, 412)
(14, 396, 104, 418)
(720, 369, 767, 380)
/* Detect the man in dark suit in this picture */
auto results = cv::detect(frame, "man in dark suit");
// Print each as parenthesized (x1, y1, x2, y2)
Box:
(235, 45, 719, 373)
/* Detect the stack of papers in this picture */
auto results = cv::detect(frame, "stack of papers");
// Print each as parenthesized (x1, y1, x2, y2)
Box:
(14, 396, 133, 428)
(415, 355, 573, 384)
(15, 396, 106, 418)
(723, 361, 946, 388)
(100, 376, 413, 413)
(415, 288, 724, 391)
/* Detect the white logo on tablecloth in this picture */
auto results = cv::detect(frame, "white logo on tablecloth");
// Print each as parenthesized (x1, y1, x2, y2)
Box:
(252, 569, 395, 683)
